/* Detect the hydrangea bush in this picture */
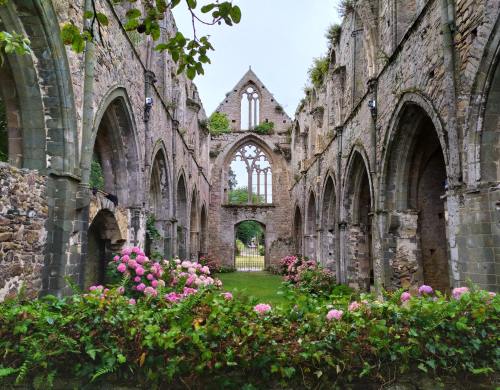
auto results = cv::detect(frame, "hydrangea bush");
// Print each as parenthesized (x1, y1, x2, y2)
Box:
(0, 250, 497, 388)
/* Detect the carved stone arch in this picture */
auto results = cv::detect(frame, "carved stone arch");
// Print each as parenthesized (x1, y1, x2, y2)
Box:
(199, 203, 208, 256)
(465, 17, 500, 185)
(380, 93, 450, 211)
(381, 95, 451, 292)
(305, 189, 318, 259)
(189, 188, 200, 260)
(320, 173, 337, 269)
(0, 0, 78, 172)
(91, 87, 141, 208)
(293, 202, 303, 256)
(239, 80, 262, 130)
(353, 2, 379, 77)
(176, 171, 188, 259)
(222, 134, 275, 205)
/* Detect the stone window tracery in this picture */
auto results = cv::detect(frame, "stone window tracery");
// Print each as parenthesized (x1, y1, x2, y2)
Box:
(227, 143, 272, 205)
(240, 85, 260, 130)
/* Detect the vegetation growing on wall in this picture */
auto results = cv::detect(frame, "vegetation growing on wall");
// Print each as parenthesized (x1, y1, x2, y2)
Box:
(308, 56, 329, 89)
(252, 121, 274, 135)
(89, 157, 105, 190)
(326, 24, 342, 47)
(338, 0, 356, 17)
(208, 112, 231, 136)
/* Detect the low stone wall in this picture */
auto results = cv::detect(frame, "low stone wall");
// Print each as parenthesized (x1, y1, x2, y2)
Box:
(0, 163, 47, 300)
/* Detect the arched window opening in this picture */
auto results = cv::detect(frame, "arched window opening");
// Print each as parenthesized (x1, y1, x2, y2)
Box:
(293, 206, 303, 256)
(85, 210, 125, 288)
(147, 151, 171, 259)
(321, 177, 336, 269)
(189, 191, 199, 260)
(200, 205, 208, 257)
(305, 192, 317, 259)
(240, 85, 260, 130)
(344, 152, 373, 291)
(176, 175, 188, 259)
(234, 220, 266, 271)
(227, 143, 272, 205)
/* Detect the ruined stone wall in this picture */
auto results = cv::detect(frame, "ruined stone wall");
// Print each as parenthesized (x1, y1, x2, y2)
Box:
(0, 164, 47, 300)
(291, 0, 500, 292)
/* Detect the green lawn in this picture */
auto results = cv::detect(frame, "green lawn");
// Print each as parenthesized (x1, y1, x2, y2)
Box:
(216, 271, 286, 305)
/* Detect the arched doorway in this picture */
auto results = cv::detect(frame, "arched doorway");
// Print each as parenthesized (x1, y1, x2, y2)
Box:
(293, 206, 303, 256)
(343, 151, 373, 291)
(234, 220, 266, 271)
(200, 205, 208, 257)
(176, 175, 188, 259)
(147, 149, 170, 258)
(384, 103, 450, 292)
(85, 210, 125, 288)
(305, 191, 317, 259)
(189, 190, 199, 260)
(321, 176, 336, 270)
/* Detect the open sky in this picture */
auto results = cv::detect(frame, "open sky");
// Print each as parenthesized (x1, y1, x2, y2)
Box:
(172, 1, 341, 117)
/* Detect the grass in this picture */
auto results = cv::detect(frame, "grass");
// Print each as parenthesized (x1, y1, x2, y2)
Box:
(217, 271, 286, 305)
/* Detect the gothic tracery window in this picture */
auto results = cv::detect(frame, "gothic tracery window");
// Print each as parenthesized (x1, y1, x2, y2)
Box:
(240, 85, 260, 130)
(227, 143, 272, 204)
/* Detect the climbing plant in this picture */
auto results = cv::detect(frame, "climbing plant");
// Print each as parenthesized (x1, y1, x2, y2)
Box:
(89, 158, 105, 190)
(252, 121, 274, 135)
(308, 56, 329, 89)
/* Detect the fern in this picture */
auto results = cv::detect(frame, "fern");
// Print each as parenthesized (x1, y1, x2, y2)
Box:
(0, 366, 18, 378)
(91, 366, 114, 382)
(15, 361, 29, 384)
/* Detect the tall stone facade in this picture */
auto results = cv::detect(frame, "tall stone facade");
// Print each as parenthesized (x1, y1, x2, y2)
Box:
(1, 0, 500, 298)
(208, 69, 294, 267)
(290, 0, 500, 292)
(0, 0, 210, 297)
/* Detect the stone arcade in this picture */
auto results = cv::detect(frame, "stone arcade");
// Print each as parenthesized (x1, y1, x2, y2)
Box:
(0, 0, 499, 300)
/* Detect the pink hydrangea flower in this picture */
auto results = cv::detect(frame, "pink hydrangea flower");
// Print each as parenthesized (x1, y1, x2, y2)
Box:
(157, 280, 166, 288)
(418, 285, 433, 295)
(136, 283, 146, 292)
(326, 309, 344, 321)
(121, 248, 132, 256)
(134, 276, 141, 283)
(136, 255, 145, 264)
(201, 266, 210, 275)
(128, 298, 136, 305)
(400, 292, 411, 302)
(121, 255, 130, 262)
(348, 301, 361, 312)
(489, 292, 496, 298)
(181, 261, 191, 268)
(147, 273, 154, 281)
(127, 259, 137, 269)
(165, 292, 182, 303)
(117, 263, 127, 273)
(135, 266, 145, 276)
(118, 287, 125, 295)
(113, 255, 120, 262)
(151, 280, 159, 288)
(144, 286, 157, 297)
(222, 292, 233, 300)
(452, 286, 470, 300)
(183, 287, 197, 296)
(132, 246, 141, 254)
(254, 303, 272, 314)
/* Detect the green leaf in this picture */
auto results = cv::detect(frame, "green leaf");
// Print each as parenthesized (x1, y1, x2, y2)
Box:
(117, 354, 126, 364)
(230, 6, 241, 23)
(96, 13, 109, 26)
(201, 4, 215, 13)
(186, 0, 197, 9)
(417, 363, 428, 373)
(186, 66, 196, 80)
(125, 8, 141, 18)
(84, 11, 94, 19)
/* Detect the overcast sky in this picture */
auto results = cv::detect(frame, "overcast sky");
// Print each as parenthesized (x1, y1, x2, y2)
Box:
(173, 1, 341, 117)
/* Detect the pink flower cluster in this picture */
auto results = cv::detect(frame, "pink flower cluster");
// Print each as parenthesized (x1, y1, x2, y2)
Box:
(170, 259, 215, 289)
(279, 255, 320, 283)
(452, 286, 470, 299)
(254, 303, 272, 314)
(418, 285, 433, 295)
(164, 286, 199, 303)
(348, 301, 362, 312)
(400, 291, 411, 302)
(326, 309, 343, 321)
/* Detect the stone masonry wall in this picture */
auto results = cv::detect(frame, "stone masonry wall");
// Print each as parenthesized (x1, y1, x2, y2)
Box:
(0, 164, 47, 300)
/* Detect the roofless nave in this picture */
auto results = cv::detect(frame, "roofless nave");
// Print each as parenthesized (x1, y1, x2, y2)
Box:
(0, 0, 499, 300)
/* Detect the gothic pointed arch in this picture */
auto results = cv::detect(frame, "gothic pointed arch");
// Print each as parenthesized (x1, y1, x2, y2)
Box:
(382, 100, 450, 292)
(320, 174, 337, 269)
(0, 0, 78, 172)
(342, 148, 373, 291)
(91, 88, 141, 208)
(293, 204, 303, 256)
(199, 203, 208, 257)
(305, 190, 317, 259)
(189, 188, 199, 260)
(176, 172, 188, 259)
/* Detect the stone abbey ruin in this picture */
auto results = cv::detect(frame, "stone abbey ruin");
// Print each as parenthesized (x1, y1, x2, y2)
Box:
(1, 0, 500, 300)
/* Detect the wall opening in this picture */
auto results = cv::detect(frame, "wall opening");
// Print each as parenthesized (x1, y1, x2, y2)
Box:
(200, 205, 208, 257)
(293, 206, 303, 256)
(305, 192, 317, 259)
(234, 220, 266, 271)
(85, 210, 124, 288)
(189, 190, 199, 260)
(321, 177, 336, 270)
(227, 143, 273, 205)
(176, 175, 188, 259)
(240, 84, 260, 130)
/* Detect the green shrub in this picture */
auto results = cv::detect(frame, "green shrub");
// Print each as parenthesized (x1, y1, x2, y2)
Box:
(308, 56, 329, 89)
(0, 285, 497, 388)
(252, 121, 274, 135)
(326, 23, 342, 46)
(208, 112, 231, 136)
(89, 157, 105, 190)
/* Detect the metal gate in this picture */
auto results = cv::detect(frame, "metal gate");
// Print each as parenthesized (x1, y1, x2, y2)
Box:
(235, 243, 265, 271)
